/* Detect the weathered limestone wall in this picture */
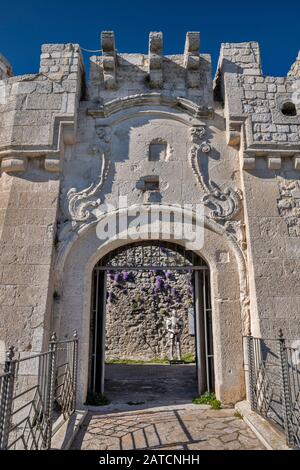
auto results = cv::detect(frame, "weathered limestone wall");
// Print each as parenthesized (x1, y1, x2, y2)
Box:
(218, 42, 300, 338)
(1, 30, 299, 404)
(106, 270, 195, 361)
(0, 169, 59, 352)
(0, 44, 83, 354)
(105, 248, 195, 361)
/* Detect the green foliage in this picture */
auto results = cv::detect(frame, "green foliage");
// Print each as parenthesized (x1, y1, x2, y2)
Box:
(85, 392, 110, 406)
(234, 410, 243, 419)
(181, 354, 195, 364)
(192, 392, 221, 410)
(106, 358, 169, 364)
(106, 355, 196, 365)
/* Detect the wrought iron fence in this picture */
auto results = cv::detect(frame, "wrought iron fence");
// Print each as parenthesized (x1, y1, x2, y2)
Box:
(246, 330, 300, 449)
(0, 331, 78, 450)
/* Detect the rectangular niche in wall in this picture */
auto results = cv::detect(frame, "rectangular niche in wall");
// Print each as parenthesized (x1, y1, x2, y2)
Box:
(149, 140, 167, 161)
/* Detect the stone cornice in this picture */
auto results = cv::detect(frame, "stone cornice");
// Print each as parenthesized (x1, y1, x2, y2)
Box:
(87, 93, 214, 120)
(0, 116, 76, 160)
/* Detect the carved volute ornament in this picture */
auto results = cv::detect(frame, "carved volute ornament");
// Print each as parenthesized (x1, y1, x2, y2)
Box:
(189, 126, 243, 230)
(189, 125, 249, 334)
(61, 126, 111, 231)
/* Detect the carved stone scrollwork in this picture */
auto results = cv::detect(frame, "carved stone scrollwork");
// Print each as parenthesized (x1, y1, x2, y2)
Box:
(200, 142, 211, 153)
(66, 152, 109, 223)
(61, 126, 111, 228)
(190, 126, 206, 141)
(189, 126, 243, 224)
(202, 183, 243, 222)
(189, 126, 249, 332)
(225, 220, 247, 250)
(189, 126, 210, 193)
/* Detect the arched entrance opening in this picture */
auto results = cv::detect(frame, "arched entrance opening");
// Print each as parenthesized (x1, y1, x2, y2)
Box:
(88, 240, 214, 403)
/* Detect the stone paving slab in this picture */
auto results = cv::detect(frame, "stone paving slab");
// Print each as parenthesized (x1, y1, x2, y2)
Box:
(71, 404, 265, 450)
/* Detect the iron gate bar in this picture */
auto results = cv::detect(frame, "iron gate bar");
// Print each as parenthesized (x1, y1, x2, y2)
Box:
(0, 332, 78, 450)
(94, 265, 208, 271)
(95, 240, 207, 269)
(246, 333, 300, 449)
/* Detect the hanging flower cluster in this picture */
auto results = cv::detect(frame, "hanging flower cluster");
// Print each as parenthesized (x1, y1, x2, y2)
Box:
(155, 276, 165, 291)
(114, 272, 123, 283)
(165, 271, 174, 281)
(123, 271, 131, 282)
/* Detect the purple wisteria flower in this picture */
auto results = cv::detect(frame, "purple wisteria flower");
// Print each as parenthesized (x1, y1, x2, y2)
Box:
(114, 272, 123, 283)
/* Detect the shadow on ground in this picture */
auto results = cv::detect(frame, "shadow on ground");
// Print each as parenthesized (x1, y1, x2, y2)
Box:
(71, 364, 264, 450)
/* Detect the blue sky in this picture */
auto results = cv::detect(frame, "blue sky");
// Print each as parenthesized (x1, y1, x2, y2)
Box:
(1, 0, 299, 78)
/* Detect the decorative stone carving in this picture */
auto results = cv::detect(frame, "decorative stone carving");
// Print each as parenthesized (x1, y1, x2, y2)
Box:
(200, 142, 211, 153)
(189, 125, 248, 331)
(203, 183, 243, 222)
(64, 151, 109, 224)
(224, 220, 247, 250)
(189, 126, 243, 223)
(189, 126, 210, 193)
(61, 127, 111, 227)
(190, 126, 206, 141)
(277, 177, 300, 236)
(87, 93, 213, 120)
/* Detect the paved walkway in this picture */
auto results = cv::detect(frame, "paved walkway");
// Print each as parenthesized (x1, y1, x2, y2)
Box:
(72, 405, 264, 450)
(72, 364, 264, 450)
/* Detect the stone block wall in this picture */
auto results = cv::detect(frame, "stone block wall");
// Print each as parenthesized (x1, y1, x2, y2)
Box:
(217, 41, 300, 338)
(105, 270, 195, 361)
(0, 43, 84, 356)
(0, 31, 299, 404)
(104, 245, 195, 361)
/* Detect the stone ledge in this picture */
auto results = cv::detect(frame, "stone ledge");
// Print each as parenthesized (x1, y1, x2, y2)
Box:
(51, 409, 88, 450)
(235, 400, 291, 450)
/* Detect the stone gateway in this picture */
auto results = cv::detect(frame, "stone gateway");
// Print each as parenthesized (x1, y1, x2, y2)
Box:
(0, 31, 299, 406)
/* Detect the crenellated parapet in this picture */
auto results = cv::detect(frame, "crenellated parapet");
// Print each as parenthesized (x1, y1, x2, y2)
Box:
(216, 42, 300, 171)
(89, 31, 213, 110)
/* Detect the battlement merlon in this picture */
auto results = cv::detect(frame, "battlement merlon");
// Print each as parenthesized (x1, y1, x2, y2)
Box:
(214, 42, 262, 147)
(289, 51, 300, 78)
(0, 53, 13, 79)
(215, 43, 300, 164)
(0, 43, 84, 170)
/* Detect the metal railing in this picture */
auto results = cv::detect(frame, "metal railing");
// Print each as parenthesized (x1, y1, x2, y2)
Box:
(246, 330, 300, 449)
(0, 331, 78, 450)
